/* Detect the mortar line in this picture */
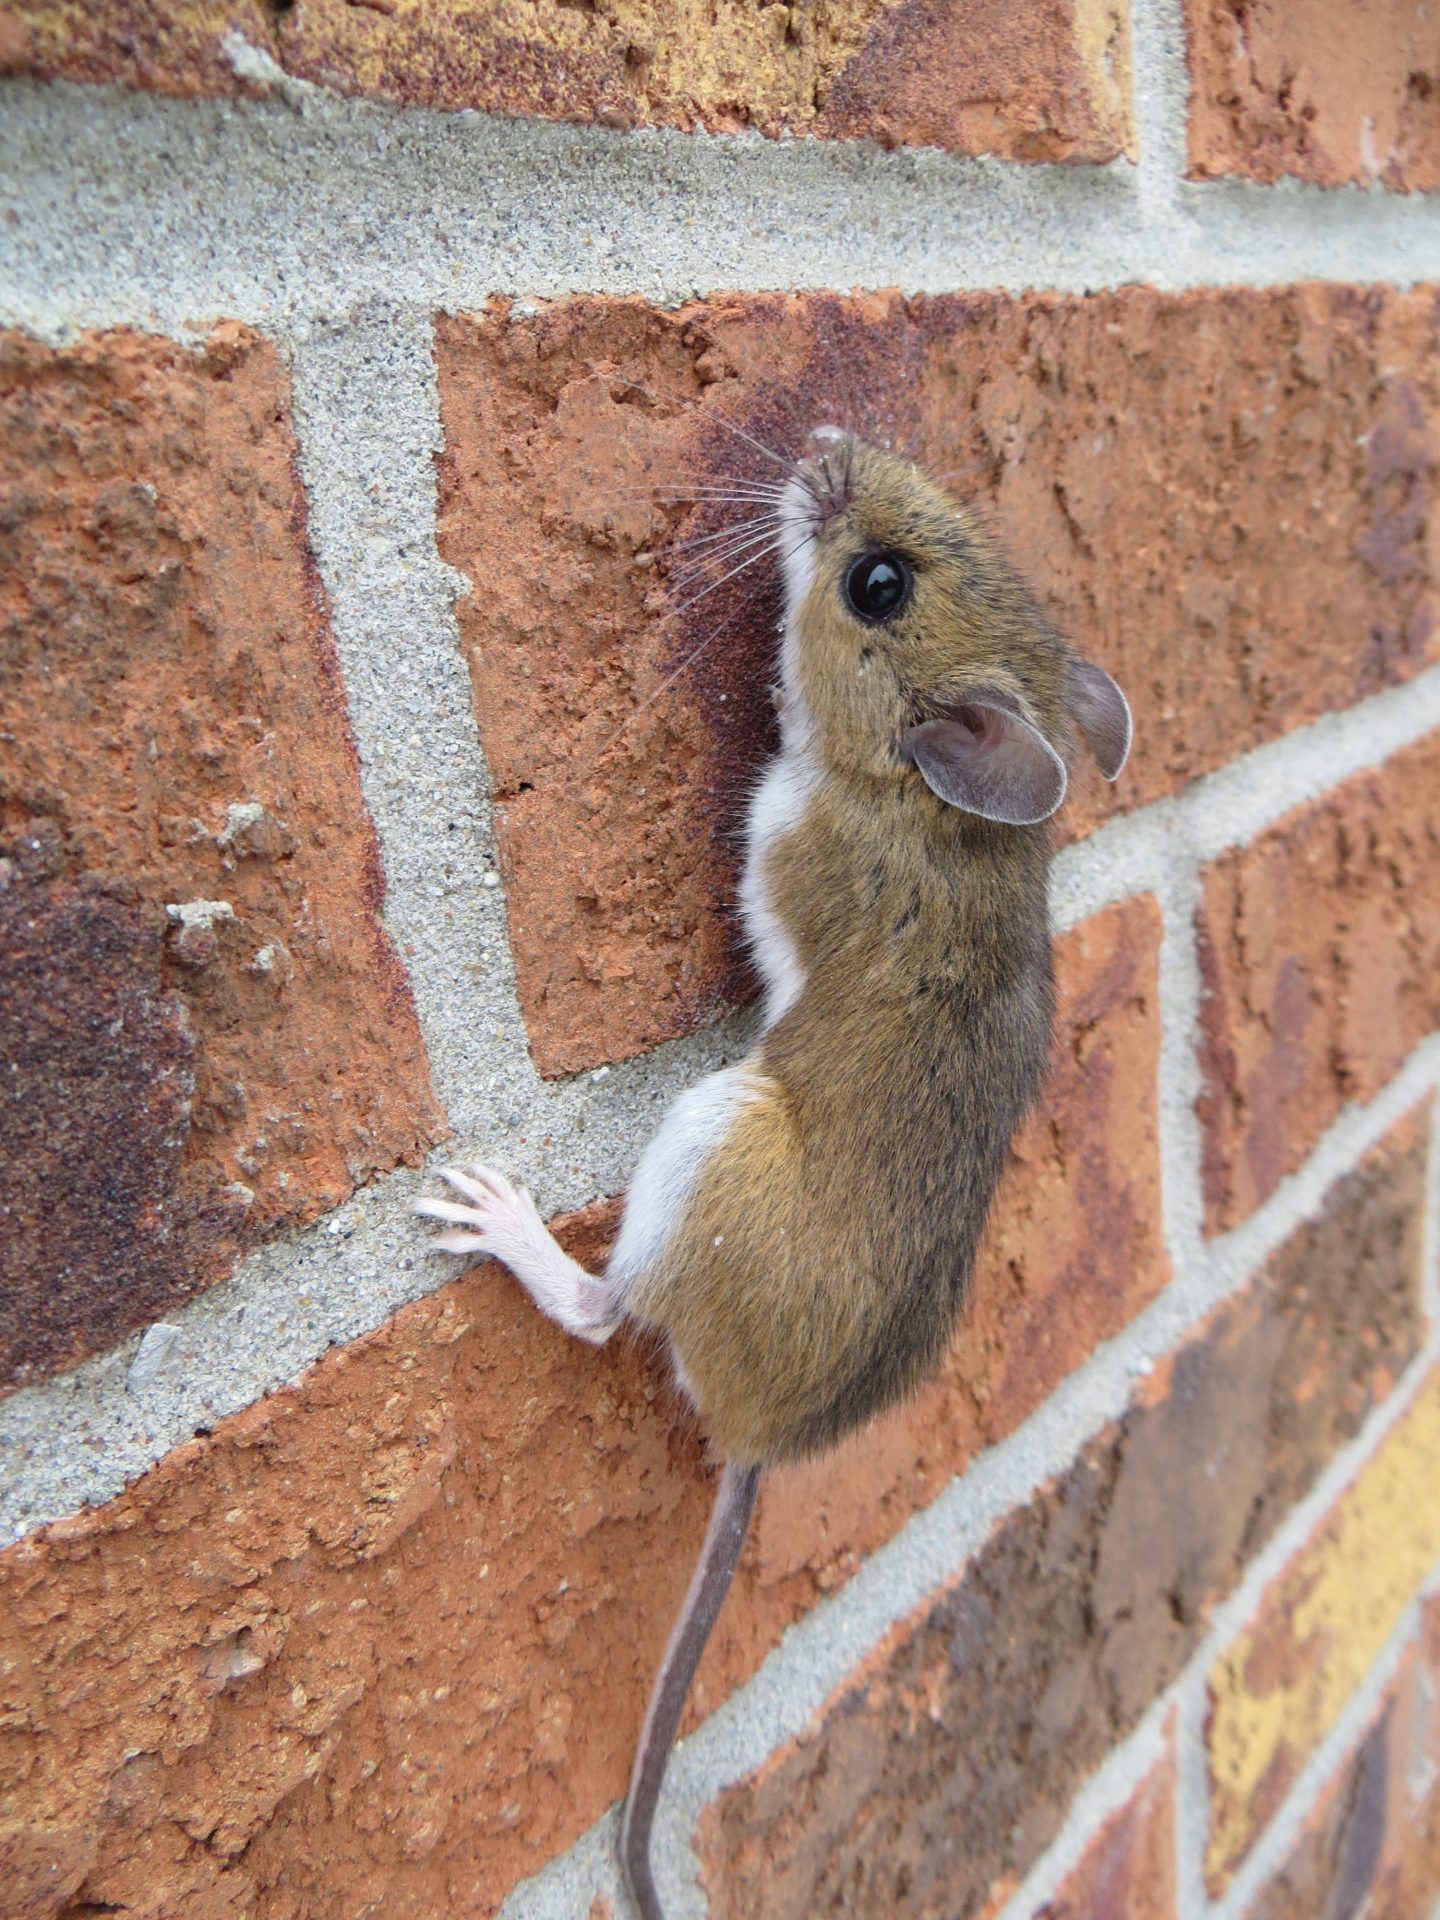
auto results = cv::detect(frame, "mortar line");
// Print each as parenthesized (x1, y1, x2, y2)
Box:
(988, 1685, 1179, 1920)
(1175, 1654, 1214, 1920)
(1126, 0, 1191, 217)
(500, 1094, 1440, 1916)
(1423, 1090, 1440, 1339)
(3, 76, 1440, 343)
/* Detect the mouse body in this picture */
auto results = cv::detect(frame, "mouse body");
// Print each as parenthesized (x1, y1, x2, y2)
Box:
(416, 428, 1131, 1917)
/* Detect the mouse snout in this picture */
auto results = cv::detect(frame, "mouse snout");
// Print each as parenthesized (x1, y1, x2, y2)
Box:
(791, 425, 854, 530)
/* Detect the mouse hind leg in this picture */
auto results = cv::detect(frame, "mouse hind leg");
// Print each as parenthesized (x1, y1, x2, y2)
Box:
(414, 1165, 620, 1344)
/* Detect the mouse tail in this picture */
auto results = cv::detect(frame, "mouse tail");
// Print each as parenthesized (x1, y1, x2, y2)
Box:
(620, 1458, 763, 1920)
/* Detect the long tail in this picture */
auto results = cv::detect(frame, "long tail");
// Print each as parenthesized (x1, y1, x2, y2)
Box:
(620, 1459, 763, 1920)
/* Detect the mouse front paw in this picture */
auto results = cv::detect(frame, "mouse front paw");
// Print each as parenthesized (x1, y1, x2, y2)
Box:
(412, 1163, 536, 1256)
(412, 1163, 619, 1342)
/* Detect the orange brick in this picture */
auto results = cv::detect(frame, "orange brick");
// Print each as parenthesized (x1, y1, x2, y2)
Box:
(434, 284, 1440, 1074)
(0, 0, 1134, 162)
(1195, 731, 1440, 1233)
(1035, 1745, 1175, 1920)
(0, 326, 443, 1392)
(1205, 1370, 1440, 1890)
(1184, 0, 1440, 191)
(698, 1122, 1427, 1918)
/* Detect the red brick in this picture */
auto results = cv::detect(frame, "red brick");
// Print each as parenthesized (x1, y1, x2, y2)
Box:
(0, 893, 1176, 1917)
(1184, 0, 1440, 191)
(1196, 732, 1440, 1234)
(0, 326, 443, 1393)
(0, 0, 1134, 162)
(1034, 1745, 1175, 1920)
(695, 1120, 1427, 1919)
(434, 284, 1440, 1074)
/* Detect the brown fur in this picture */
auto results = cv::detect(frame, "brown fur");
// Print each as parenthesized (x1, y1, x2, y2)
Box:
(629, 440, 1100, 1464)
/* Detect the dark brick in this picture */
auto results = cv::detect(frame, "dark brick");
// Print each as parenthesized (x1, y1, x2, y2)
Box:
(0, 326, 443, 1392)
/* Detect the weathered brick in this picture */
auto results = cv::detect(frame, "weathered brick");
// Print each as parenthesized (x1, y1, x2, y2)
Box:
(435, 285, 1440, 1074)
(0, 0, 1134, 162)
(0, 326, 443, 1393)
(1206, 1371, 1440, 1891)
(1184, 0, 1440, 191)
(695, 1122, 1426, 1920)
(1034, 1745, 1175, 1920)
(1245, 1614, 1440, 1920)
(0, 896, 1173, 1917)
(1196, 731, 1440, 1234)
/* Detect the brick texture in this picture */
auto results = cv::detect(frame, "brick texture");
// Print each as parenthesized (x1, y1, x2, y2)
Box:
(694, 1120, 1427, 1920)
(0, 897, 1179, 1919)
(0, 326, 443, 1394)
(1033, 1745, 1175, 1920)
(1206, 1370, 1440, 1890)
(434, 284, 1440, 1074)
(1196, 731, 1440, 1234)
(1185, 0, 1440, 191)
(1247, 1602, 1440, 1920)
(0, 0, 1134, 162)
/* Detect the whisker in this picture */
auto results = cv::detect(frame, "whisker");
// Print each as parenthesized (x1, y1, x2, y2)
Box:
(658, 535, 788, 625)
(692, 408, 803, 482)
(583, 535, 791, 766)
(615, 484, 794, 506)
(663, 523, 782, 586)
(652, 514, 779, 559)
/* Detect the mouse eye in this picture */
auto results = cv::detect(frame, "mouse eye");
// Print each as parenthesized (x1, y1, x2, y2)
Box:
(843, 551, 912, 624)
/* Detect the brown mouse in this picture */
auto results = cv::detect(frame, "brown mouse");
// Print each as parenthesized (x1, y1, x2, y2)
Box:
(415, 426, 1131, 1918)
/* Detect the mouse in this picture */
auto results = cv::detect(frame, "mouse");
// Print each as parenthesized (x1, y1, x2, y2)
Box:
(415, 424, 1132, 1919)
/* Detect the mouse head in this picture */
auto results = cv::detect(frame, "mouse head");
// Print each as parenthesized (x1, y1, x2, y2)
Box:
(775, 428, 1130, 826)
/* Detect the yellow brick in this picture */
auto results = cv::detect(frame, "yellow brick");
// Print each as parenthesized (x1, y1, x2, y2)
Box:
(1206, 1370, 1440, 1887)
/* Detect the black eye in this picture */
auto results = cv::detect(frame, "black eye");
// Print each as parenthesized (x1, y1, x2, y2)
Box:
(844, 551, 912, 624)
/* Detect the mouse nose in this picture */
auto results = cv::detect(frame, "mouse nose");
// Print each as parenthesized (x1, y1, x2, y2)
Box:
(794, 426, 852, 523)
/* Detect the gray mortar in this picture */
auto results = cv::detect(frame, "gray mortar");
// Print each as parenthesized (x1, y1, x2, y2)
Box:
(5, 55, 1440, 342)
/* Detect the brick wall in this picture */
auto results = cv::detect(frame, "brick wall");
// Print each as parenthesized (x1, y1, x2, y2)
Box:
(1, 6, 1438, 1920)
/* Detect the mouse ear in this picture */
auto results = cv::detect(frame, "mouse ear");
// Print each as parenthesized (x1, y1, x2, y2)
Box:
(900, 694, 1067, 826)
(1067, 658, 1132, 781)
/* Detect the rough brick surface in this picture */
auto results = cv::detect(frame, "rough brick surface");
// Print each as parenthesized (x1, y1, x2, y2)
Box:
(0, 898, 1180, 1918)
(0, 326, 442, 1393)
(1034, 1747, 1175, 1920)
(1196, 731, 1440, 1234)
(695, 1122, 1426, 1920)
(434, 284, 1440, 1074)
(1184, 0, 1440, 191)
(0, 0, 1135, 162)
(1247, 1609, 1440, 1920)
(1206, 1370, 1440, 1891)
